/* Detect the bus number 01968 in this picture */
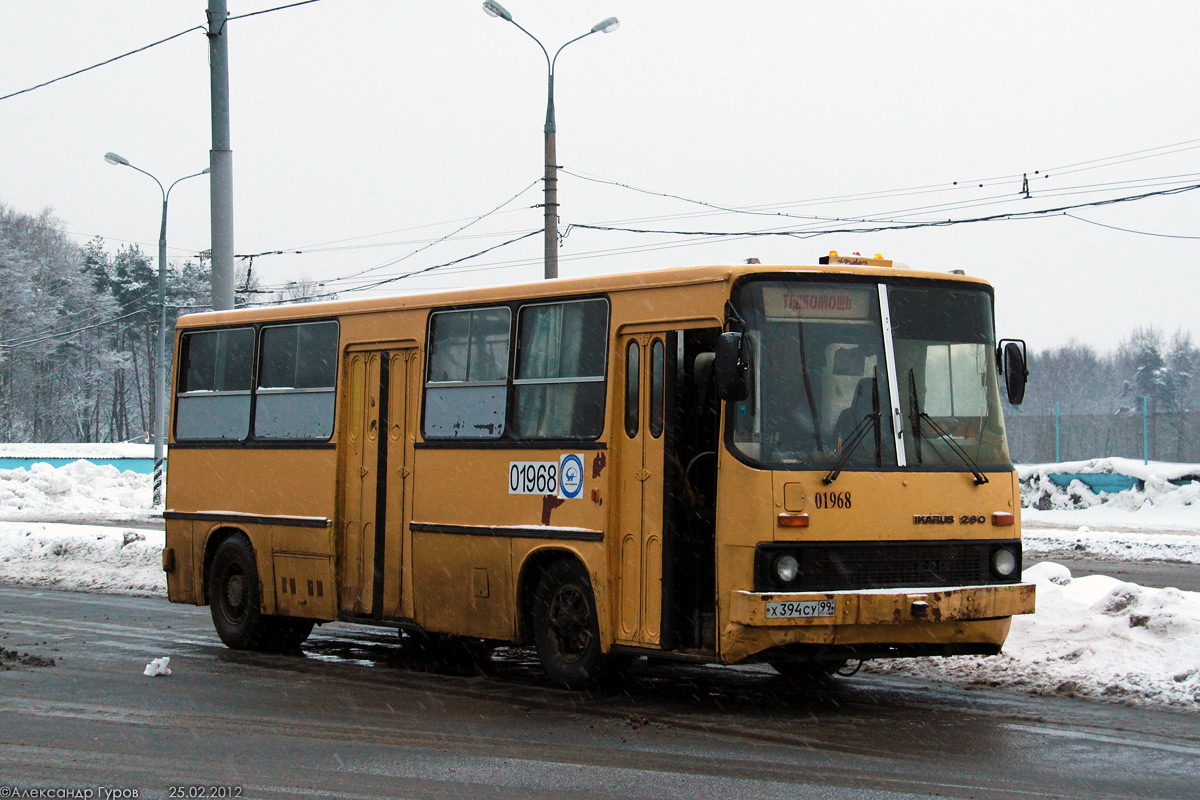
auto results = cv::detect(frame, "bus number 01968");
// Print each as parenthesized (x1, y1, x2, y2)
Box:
(509, 461, 558, 495)
(813, 491, 851, 509)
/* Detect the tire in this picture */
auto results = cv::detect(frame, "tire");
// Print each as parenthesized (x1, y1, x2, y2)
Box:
(532, 559, 608, 690)
(208, 535, 313, 652)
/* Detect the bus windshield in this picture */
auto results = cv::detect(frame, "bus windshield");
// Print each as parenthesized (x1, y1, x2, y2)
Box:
(729, 280, 897, 467)
(728, 278, 1009, 470)
(889, 285, 1010, 469)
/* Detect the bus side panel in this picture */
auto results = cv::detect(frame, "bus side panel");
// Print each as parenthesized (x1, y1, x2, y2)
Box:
(273, 552, 337, 620)
(164, 518, 197, 604)
(167, 447, 337, 520)
(410, 447, 611, 641)
(412, 532, 514, 640)
(166, 447, 338, 619)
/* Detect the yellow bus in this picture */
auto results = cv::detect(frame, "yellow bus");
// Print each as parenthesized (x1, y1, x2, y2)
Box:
(162, 255, 1035, 687)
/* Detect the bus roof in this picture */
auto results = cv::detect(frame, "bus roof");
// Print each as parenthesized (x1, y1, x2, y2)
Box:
(175, 262, 993, 329)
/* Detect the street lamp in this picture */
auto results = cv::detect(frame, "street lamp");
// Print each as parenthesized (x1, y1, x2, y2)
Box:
(104, 152, 210, 507)
(482, 1, 619, 280)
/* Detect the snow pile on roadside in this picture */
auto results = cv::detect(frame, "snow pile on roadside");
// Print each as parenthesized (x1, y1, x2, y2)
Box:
(0, 461, 155, 517)
(1023, 527, 1200, 564)
(0, 522, 165, 596)
(871, 562, 1200, 710)
(1020, 459, 1200, 531)
(1018, 458, 1200, 484)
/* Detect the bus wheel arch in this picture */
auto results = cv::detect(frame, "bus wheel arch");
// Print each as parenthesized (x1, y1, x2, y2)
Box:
(204, 529, 314, 652)
(517, 548, 575, 645)
(202, 526, 253, 607)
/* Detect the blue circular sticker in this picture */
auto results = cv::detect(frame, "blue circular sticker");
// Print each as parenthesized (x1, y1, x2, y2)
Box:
(559, 454, 584, 499)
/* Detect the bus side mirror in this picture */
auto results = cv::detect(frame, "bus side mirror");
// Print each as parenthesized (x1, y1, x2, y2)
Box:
(715, 332, 749, 401)
(997, 339, 1028, 406)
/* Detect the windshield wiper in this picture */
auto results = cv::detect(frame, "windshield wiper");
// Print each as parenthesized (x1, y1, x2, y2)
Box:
(823, 374, 881, 485)
(907, 369, 988, 486)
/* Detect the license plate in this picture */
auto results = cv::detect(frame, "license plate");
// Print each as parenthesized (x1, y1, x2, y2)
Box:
(765, 599, 836, 619)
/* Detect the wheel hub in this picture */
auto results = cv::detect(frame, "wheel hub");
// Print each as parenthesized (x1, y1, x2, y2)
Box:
(548, 586, 591, 662)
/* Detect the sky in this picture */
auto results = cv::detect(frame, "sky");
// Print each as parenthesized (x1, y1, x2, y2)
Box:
(2, 1, 1198, 353)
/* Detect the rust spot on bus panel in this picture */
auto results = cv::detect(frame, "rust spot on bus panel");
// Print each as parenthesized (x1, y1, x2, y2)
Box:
(542, 494, 566, 526)
(592, 451, 606, 479)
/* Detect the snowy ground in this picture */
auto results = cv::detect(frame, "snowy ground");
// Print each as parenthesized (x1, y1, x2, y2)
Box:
(0, 454, 1197, 711)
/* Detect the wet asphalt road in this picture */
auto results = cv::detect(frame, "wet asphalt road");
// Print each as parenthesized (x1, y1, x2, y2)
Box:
(0, 585, 1198, 800)
(1030, 556, 1200, 592)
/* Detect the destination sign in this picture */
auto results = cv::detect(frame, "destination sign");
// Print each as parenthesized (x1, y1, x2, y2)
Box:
(762, 285, 873, 321)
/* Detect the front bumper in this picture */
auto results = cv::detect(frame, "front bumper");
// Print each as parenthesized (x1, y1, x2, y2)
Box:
(731, 582, 1036, 627)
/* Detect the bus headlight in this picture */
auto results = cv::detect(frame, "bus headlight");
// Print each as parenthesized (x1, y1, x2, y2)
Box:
(774, 554, 800, 584)
(990, 547, 1018, 578)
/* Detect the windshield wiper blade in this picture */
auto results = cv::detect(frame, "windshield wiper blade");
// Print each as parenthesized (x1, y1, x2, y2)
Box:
(823, 373, 881, 485)
(917, 412, 989, 485)
(906, 368, 987, 485)
(822, 412, 878, 484)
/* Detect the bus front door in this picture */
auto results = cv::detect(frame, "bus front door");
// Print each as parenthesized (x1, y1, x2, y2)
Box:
(616, 332, 668, 647)
(341, 348, 413, 620)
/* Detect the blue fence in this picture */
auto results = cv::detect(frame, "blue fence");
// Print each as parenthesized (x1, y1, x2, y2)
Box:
(0, 457, 157, 475)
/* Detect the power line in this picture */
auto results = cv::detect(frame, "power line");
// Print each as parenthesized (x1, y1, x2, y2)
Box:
(1, 1, 329, 104)
(0, 27, 205, 103)
(562, 138, 1200, 228)
(228, 0, 328, 22)
(238, 230, 542, 306)
(308, 179, 542, 284)
(1064, 214, 1200, 240)
(0, 309, 148, 351)
(566, 184, 1200, 238)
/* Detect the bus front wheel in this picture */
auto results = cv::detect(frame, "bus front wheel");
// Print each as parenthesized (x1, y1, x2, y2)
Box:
(532, 560, 606, 689)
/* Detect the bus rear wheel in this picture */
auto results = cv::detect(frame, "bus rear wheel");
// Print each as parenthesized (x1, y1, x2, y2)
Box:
(532, 560, 607, 690)
(208, 535, 313, 651)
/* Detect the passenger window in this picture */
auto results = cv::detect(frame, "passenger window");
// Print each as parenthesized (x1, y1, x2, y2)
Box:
(254, 321, 339, 440)
(512, 298, 609, 439)
(424, 307, 510, 438)
(175, 327, 254, 441)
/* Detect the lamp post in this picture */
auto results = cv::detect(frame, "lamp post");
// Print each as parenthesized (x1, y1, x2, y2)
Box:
(482, 1, 618, 280)
(104, 152, 210, 507)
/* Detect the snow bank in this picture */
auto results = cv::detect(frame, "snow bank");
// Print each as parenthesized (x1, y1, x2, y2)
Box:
(1018, 458, 1200, 483)
(871, 563, 1200, 710)
(0, 461, 155, 517)
(1020, 458, 1200, 532)
(0, 522, 165, 596)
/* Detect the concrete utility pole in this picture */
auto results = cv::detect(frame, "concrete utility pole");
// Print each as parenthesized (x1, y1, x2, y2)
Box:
(482, 2, 619, 280)
(208, 0, 235, 311)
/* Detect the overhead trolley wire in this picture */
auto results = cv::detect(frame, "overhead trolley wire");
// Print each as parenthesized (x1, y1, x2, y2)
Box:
(566, 183, 1200, 238)
(1064, 214, 1200, 240)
